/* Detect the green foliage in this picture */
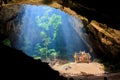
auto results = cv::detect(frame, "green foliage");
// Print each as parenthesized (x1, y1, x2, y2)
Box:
(33, 54, 41, 60)
(35, 10, 62, 61)
(40, 31, 47, 38)
(39, 48, 47, 55)
(50, 51, 58, 60)
(47, 49, 55, 53)
(50, 14, 62, 28)
(36, 13, 62, 31)
(2, 39, 11, 47)
(34, 56, 41, 60)
(36, 11, 62, 39)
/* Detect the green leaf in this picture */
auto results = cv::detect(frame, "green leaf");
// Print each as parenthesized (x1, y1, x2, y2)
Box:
(47, 49, 55, 53)
(34, 56, 41, 60)
(50, 52, 58, 56)
(2, 39, 11, 47)
(39, 48, 47, 55)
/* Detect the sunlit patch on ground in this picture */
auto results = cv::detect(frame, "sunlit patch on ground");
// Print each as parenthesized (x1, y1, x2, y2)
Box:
(51, 62, 105, 77)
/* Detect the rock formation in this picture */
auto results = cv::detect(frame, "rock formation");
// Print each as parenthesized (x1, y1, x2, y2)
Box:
(86, 20, 120, 62)
(0, 43, 67, 80)
(58, 0, 120, 29)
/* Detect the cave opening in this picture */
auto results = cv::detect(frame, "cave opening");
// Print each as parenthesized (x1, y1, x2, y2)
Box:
(1, 4, 107, 77)
(7, 4, 93, 62)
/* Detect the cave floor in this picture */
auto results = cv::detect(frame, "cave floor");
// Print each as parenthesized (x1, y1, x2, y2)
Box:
(51, 62, 105, 76)
(51, 61, 120, 80)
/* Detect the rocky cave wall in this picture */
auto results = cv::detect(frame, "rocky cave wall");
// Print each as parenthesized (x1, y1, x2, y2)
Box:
(86, 20, 120, 62)
(57, 0, 120, 29)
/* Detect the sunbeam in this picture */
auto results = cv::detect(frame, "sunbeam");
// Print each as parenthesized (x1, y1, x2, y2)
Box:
(9, 5, 93, 61)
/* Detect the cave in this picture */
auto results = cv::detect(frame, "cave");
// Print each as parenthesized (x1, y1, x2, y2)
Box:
(0, 0, 120, 80)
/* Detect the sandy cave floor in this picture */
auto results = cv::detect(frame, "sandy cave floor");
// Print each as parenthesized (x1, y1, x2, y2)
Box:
(51, 62, 105, 77)
(50, 62, 120, 80)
